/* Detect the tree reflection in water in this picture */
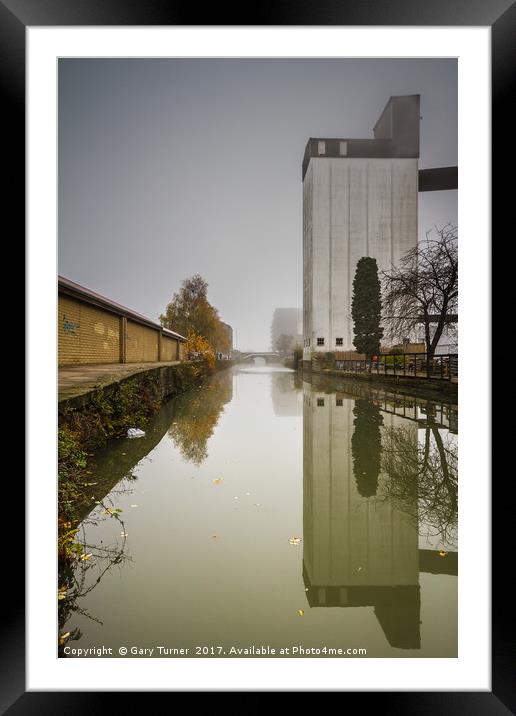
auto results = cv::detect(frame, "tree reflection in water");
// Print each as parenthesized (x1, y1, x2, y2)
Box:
(167, 370, 233, 465)
(351, 399, 384, 497)
(381, 409, 458, 548)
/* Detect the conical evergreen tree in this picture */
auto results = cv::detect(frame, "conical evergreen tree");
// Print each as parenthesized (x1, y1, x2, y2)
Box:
(351, 257, 383, 358)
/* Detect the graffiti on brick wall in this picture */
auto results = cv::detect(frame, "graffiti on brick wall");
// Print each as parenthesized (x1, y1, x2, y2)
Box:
(63, 314, 80, 335)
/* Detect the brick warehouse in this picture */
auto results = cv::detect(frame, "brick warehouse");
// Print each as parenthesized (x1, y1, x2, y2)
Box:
(58, 276, 186, 366)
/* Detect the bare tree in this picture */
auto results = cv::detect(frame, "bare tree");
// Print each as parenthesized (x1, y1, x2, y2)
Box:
(382, 224, 458, 359)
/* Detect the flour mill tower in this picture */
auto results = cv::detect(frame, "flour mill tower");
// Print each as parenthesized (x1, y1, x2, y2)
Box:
(302, 95, 420, 358)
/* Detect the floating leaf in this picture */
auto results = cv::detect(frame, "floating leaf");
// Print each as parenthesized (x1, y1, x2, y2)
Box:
(59, 632, 71, 645)
(288, 537, 301, 546)
(297, 610, 305, 616)
(439, 550, 448, 558)
(212, 478, 223, 485)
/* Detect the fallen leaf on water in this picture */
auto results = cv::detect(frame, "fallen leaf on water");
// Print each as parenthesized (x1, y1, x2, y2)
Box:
(59, 632, 71, 645)
(212, 478, 223, 485)
(289, 537, 301, 546)
(439, 550, 448, 557)
(298, 610, 305, 616)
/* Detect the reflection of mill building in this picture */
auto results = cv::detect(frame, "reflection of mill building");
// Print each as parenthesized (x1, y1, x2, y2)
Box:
(302, 381, 421, 649)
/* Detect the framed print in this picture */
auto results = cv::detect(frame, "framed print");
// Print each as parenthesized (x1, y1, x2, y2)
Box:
(6, 0, 510, 709)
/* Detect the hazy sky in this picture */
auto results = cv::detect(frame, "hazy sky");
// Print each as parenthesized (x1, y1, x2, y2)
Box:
(59, 58, 457, 350)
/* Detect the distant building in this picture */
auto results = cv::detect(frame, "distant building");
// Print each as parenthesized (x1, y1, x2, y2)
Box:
(270, 308, 303, 352)
(220, 321, 233, 357)
(302, 95, 420, 356)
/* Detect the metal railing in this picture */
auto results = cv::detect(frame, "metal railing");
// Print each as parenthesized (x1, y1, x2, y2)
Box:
(334, 352, 458, 382)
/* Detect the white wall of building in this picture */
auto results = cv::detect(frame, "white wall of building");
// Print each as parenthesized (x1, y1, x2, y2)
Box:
(303, 157, 418, 355)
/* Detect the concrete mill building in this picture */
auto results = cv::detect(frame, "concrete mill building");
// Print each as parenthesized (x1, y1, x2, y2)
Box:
(302, 95, 420, 357)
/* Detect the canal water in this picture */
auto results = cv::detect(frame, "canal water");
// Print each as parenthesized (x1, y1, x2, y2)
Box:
(61, 364, 457, 658)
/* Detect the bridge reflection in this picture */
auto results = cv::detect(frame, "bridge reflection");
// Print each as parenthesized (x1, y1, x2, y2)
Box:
(302, 379, 457, 650)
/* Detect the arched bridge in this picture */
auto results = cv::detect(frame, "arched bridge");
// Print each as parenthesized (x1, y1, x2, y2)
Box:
(238, 352, 282, 364)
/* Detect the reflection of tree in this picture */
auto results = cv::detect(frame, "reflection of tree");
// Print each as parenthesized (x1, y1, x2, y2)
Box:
(381, 417, 458, 547)
(167, 371, 233, 465)
(352, 399, 383, 497)
(58, 491, 132, 656)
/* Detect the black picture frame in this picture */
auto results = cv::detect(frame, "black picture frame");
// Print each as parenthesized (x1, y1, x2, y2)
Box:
(8, 0, 509, 710)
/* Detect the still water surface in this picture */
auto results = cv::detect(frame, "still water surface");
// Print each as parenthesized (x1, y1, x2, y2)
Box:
(61, 365, 457, 657)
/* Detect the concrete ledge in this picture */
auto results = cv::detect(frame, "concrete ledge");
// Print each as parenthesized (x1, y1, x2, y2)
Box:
(59, 359, 236, 413)
(58, 361, 183, 404)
